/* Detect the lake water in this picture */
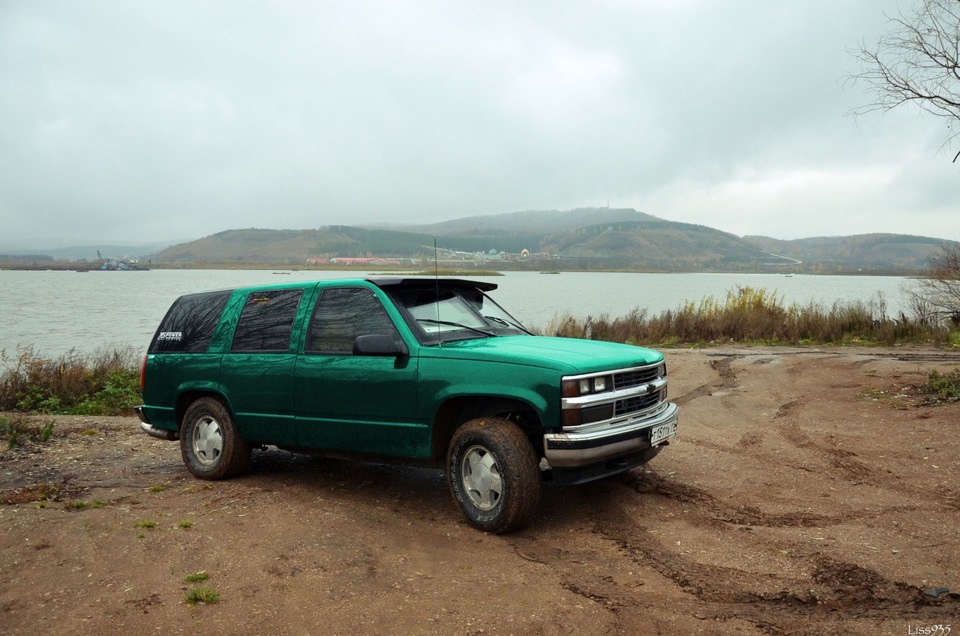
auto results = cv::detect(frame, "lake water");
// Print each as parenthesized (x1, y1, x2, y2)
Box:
(0, 269, 914, 363)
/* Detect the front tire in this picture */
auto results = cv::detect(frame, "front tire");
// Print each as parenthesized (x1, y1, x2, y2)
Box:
(180, 397, 252, 480)
(447, 417, 541, 533)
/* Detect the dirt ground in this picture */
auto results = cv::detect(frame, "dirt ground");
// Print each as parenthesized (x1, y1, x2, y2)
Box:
(1, 347, 958, 636)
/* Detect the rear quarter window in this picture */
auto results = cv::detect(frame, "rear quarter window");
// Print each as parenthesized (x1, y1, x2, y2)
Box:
(231, 289, 304, 352)
(149, 291, 232, 353)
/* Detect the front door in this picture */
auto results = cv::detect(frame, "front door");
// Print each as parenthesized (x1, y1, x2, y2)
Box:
(294, 286, 426, 457)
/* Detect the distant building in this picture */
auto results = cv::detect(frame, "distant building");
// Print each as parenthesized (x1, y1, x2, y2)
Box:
(327, 257, 403, 266)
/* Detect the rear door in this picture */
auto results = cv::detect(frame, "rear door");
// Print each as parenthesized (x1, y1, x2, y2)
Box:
(294, 285, 427, 457)
(219, 287, 309, 445)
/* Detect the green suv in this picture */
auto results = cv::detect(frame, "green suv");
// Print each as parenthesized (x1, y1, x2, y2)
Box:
(136, 278, 678, 533)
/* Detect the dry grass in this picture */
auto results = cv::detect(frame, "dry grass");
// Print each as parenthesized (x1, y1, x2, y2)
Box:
(545, 286, 956, 346)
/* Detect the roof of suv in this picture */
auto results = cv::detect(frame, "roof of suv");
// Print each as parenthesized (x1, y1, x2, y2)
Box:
(367, 278, 498, 292)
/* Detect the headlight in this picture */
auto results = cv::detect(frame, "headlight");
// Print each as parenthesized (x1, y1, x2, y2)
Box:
(564, 375, 613, 397)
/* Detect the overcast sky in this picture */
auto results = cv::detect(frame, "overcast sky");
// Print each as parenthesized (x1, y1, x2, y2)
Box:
(1, 0, 957, 250)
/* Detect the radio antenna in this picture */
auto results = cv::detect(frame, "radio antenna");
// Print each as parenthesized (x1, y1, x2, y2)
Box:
(434, 239, 442, 348)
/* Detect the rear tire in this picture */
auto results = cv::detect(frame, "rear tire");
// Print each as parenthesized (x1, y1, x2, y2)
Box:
(447, 417, 541, 533)
(180, 397, 252, 480)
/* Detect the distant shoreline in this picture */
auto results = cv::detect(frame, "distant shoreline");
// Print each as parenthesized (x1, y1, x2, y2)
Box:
(0, 262, 924, 277)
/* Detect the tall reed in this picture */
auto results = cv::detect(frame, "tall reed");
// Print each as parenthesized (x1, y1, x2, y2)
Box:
(545, 286, 954, 346)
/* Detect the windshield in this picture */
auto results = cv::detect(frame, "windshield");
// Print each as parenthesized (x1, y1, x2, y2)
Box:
(386, 285, 531, 344)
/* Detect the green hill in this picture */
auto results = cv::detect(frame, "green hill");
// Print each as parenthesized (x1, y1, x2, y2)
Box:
(538, 219, 775, 269)
(743, 233, 951, 272)
(147, 209, 955, 273)
(155, 227, 435, 264)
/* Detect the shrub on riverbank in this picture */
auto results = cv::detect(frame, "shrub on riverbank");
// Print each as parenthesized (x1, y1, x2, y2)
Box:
(0, 347, 141, 416)
(545, 286, 956, 346)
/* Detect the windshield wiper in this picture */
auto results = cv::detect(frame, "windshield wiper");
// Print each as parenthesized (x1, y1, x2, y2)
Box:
(484, 315, 535, 335)
(417, 318, 498, 337)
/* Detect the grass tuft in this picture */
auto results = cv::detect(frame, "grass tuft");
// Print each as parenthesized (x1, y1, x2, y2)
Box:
(1, 415, 58, 449)
(66, 499, 107, 510)
(184, 586, 220, 606)
(183, 571, 209, 583)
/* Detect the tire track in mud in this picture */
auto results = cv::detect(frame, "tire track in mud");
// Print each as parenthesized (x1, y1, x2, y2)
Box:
(515, 486, 958, 635)
(587, 488, 959, 634)
(679, 416, 879, 488)
(623, 464, 929, 532)
(559, 578, 629, 632)
(775, 418, 876, 483)
(618, 470, 836, 528)
(506, 540, 632, 633)
(673, 349, 960, 410)
(673, 356, 741, 407)
(769, 396, 959, 510)
(518, 470, 958, 633)
(768, 395, 876, 482)
(683, 356, 934, 503)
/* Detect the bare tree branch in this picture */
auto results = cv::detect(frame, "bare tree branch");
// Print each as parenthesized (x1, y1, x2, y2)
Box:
(906, 242, 960, 326)
(850, 0, 960, 155)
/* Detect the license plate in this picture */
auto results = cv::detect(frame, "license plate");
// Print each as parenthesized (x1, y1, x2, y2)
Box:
(649, 421, 676, 445)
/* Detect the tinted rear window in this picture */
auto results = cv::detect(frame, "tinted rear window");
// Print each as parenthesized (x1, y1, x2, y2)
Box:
(231, 289, 304, 352)
(149, 291, 231, 353)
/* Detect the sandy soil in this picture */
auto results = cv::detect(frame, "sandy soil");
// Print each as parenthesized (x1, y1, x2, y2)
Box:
(1, 347, 958, 635)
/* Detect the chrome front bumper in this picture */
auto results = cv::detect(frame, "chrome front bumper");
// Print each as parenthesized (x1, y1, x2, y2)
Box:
(543, 402, 678, 468)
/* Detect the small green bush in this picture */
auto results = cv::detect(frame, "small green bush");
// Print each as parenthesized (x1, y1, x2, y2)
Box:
(922, 368, 960, 403)
(73, 370, 141, 416)
(0, 347, 141, 415)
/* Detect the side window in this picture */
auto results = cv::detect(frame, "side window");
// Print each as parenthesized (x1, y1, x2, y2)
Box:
(231, 289, 304, 353)
(305, 288, 399, 354)
(149, 291, 231, 353)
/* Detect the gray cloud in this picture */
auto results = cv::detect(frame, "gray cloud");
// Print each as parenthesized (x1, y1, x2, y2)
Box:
(1, 0, 956, 250)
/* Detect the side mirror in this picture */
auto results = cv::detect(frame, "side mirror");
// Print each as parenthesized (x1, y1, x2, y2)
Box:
(353, 334, 408, 357)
